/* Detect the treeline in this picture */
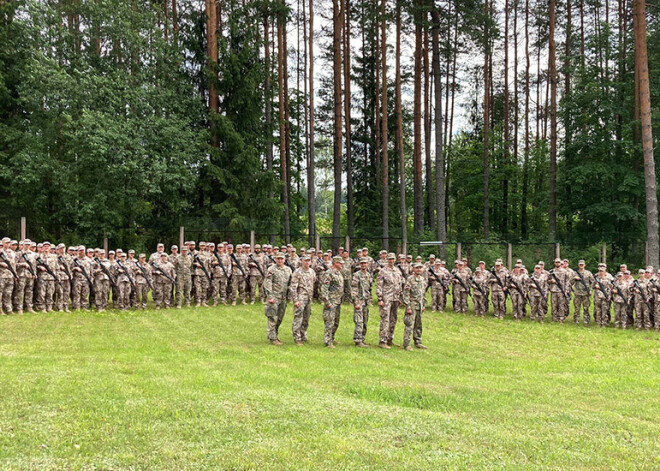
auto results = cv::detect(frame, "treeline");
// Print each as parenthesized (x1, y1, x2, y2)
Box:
(0, 0, 658, 261)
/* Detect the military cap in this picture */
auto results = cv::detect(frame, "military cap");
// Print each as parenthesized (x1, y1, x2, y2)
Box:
(290, 247, 297, 252)
(86, 248, 94, 253)
(597, 263, 606, 268)
(359, 257, 369, 264)
(37, 243, 43, 248)
(362, 247, 369, 252)
(416, 256, 423, 260)
(1, 237, 10, 243)
(57, 243, 65, 249)
(98, 249, 105, 254)
(160, 252, 168, 258)
(646, 267, 654, 273)
(332, 256, 343, 263)
(457, 259, 465, 265)
(139, 253, 146, 258)
(108, 250, 115, 255)
(554, 258, 562, 263)
(207, 242, 215, 248)
(478, 260, 485, 265)
(157, 243, 164, 247)
(275, 253, 285, 259)
(516, 259, 523, 264)
(116, 249, 123, 254)
(387, 253, 396, 260)
(119, 252, 126, 257)
(616, 272, 624, 277)
(339, 246, 344, 251)
(495, 260, 502, 266)
(434, 260, 442, 265)
(326, 250, 332, 254)
(578, 260, 586, 265)
(255, 244, 261, 249)
(199, 241, 207, 247)
(563, 259, 569, 263)
(398, 254, 406, 259)
(475, 267, 482, 273)
(181, 246, 188, 251)
(638, 268, 646, 274)
(413, 262, 423, 268)
(515, 263, 523, 268)
(534, 264, 541, 269)
(43, 241, 51, 246)
(128, 249, 135, 254)
(301, 255, 311, 261)
(24, 239, 32, 243)
(380, 250, 387, 254)
(309, 248, 316, 252)
(429, 254, 436, 258)
(10, 240, 17, 245)
(171, 245, 178, 250)
(30, 242, 37, 247)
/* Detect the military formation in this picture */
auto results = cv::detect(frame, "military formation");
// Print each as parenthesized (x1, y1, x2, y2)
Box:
(1, 236, 658, 351)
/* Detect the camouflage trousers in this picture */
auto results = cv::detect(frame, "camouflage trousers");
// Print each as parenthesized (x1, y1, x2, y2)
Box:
(403, 308, 423, 348)
(613, 302, 627, 328)
(626, 303, 635, 328)
(511, 292, 526, 320)
(72, 277, 90, 310)
(322, 302, 341, 346)
(175, 276, 191, 307)
(550, 291, 568, 321)
(116, 281, 131, 310)
(635, 300, 652, 329)
(194, 275, 209, 304)
(573, 294, 591, 324)
(154, 281, 173, 308)
(211, 276, 228, 305)
(473, 293, 488, 316)
(491, 290, 506, 319)
(249, 275, 264, 303)
(265, 298, 287, 340)
(530, 295, 547, 321)
(593, 297, 610, 327)
(0, 277, 14, 313)
(378, 300, 399, 344)
(230, 275, 247, 303)
(13, 276, 34, 312)
(353, 304, 369, 343)
(37, 278, 56, 311)
(292, 298, 313, 342)
(431, 285, 447, 311)
(56, 280, 71, 311)
(94, 280, 110, 310)
(453, 289, 468, 313)
(134, 283, 150, 309)
(342, 280, 352, 304)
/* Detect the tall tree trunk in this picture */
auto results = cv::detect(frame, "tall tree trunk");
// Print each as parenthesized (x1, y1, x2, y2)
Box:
(483, 0, 490, 239)
(277, 10, 291, 242)
(380, 0, 389, 248)
(396, 0, 406, 250)
(307, 0, 316, 245)
(413, 0, 424, 236)
(205, 0, 218, 149)
(283, 13, 292, 237)
(633, 0, 659, 266)
(431, 7, 445, 251)
(513, 0, 519, 234)
(502, 0, 510, 237)
(424, 20, 434, 232)
(344, 0, 354, 239)
(521, 0, 530, 238)
(332, 0, 343, 250)
(265, 13, 274, 206)
(548, 0, 557, 239)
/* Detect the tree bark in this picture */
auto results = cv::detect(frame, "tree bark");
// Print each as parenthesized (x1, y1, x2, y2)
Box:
(548, 0, 557, 240)
(424, 17, 434, 232)
(633, 0, 659, 266)
(332, 0, 343, 250)
(344, 0, 354, 239)
(502, 0, 510, 237)
(483, 0, 490, 239)
(521, 0, 530, 238)
(307, 0, 316, 245)
(380, 0, 389, 248)
(277, 9, 290, 242)
(431, 6, 445, 251)
(396, 0, 406, 249)
(413, 0, 424, 236)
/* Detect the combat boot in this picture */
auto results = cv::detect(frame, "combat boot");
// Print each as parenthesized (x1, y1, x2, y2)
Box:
(403, 345, 412, 351)
(415, 344, 428, 350)
(378, 342, 391, 350)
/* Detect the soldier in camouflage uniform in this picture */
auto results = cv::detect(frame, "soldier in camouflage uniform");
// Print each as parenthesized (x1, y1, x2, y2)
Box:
(192, 242, 210, 307)
(376, 253, 402, 349)
(572, 260, 594, 325)
(289, 255, 316, 345)
(611, 272, 629, 329)
(14, 240, 36, 314)
(264, 253, 292, 345)
(36, 241, 58, 312)
(320, 256, 344, 348)
(632, 268, 653, 330)
(488, 260, 508, 319)
(72, 247, 92, 310)
(173, 246, 192, 308)
(149, 243, 166, 264)
(133, 254, 152, 309)
(115, 252, 134, 310)
(622, 269, 635, 327)
(55, 244, 72, 312)
(508, 263, 528, 320)
(548, 258, 571, 322)
(230, 244, 249, 305)
(248, 245, 266, 304)
(592, 265, 612, 327)
(340, 250, 353, 304)
(528, 264, 548, 322)
(92, 249, 112, 311)
(452, 260, 470, 313)
(0, 238, 16, 314)
(471, 267, 490, 317)
(351, 258, 372, 347)
(152, 253, 175, 309)
(402, 263, 428, 351)
(210, 243, 231, 306)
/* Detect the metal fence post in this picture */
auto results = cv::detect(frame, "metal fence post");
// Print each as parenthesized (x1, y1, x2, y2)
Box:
(179, 226, 185, 250)
(507, 243, 513, 270)
(316, 234, 321, 253)
(103, 237, 109, 254)
(251, 230, 256, 252)
(555, 243, 561, 259)
(345, 236, 350, 253)
(20, 217, 26, 241)
(601, 243, 606, 264)
(457, 242, 462, 261)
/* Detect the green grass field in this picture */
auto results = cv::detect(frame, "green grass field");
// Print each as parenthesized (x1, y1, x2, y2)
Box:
(0, 297, 658, 470)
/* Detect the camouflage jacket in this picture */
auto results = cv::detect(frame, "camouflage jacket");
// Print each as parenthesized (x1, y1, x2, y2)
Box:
(403, 274, 427, 311)
(351, 270, 373, 306)
(173, 254, 193, 279)
(376, 266, 402, 303)
(572, 269, 594, 296)
(264, 264, 292, 301)
(37, 253, 59, 281)
(289, 267, 316, 303)
(153, 261, 176, 283)
(320, 268, 344, 306)
(0, 249, 16, 280)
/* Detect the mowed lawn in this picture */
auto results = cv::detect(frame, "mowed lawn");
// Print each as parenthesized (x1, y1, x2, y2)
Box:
(0, 296, 658, 470)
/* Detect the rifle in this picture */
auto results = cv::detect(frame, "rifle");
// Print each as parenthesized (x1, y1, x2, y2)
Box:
(633, 279, 652, 309)
(36, 256, 58, 280)
(73, 257, 93, 287)
(21, 253, 36, 277)
(611, 280, 629, 305)
(593, 275, 611, 303)
(136, 261, 155, 291)
(213, 251, 229, 278)
(57, 255, 73, 289)
(428, 267, 449, 291)
(117, 260, 136, 289)
(529, 275, 548, 300)
(573, 268, 592, 296)
(549, 269, 571, 301)
(193, 255, 212, 283)
(249, 254, 265, 277)
(469, 275, 487, 297)
(151, 262, 175, 284)
(317, 257, 329, 271)
(93, 257, 118, 289)
(508, 275, 530, 304)
(230, 253, 247, 278)
(0, 252, 18, 281)
(490, 267, 509, 300)
(452, 272, 471, 295)
(395, 262, 407, 280)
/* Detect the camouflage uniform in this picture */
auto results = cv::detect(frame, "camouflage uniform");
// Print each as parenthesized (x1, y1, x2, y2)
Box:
(173, 254, 192, 307)
(351, 268, 373, 344)
(528, 272, 549, 322)
(592, 275, 612, 327)
(611, 279, 630, 328)
(508, 271, 529, 320)
(471, 271, 490, 316)
(402, 271, 427, 348)
(488, 267, 509, 319)
(572, 268, 594, 325)
(377, 262, 402, 346)
(289, 265, 316, 343)
(230, 252, 249, 304)
(340, 256, 353, 304)
(36, 253, 58, 312)
(133, 261, 152, 309)
(56, 254, 72, 312)
(263, 262, 292, 341)
(115, 260, 134, 310)
(248, 252, 266, 303)
(452, 267, 470, 313)
(14, 250, 36, 313)
(632, 277, 652, 330)
(192, 252, 211, 306)
(92, 258, 111, 310)
(320, 264, 344, 346)
(153, 260, 175, 308)
(548, 267, 571, 322)
(0, 249, 16, 313)
(211, 252, 231, 305)
(72, 256, 93, 310)
(429, 266, 449, 312)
